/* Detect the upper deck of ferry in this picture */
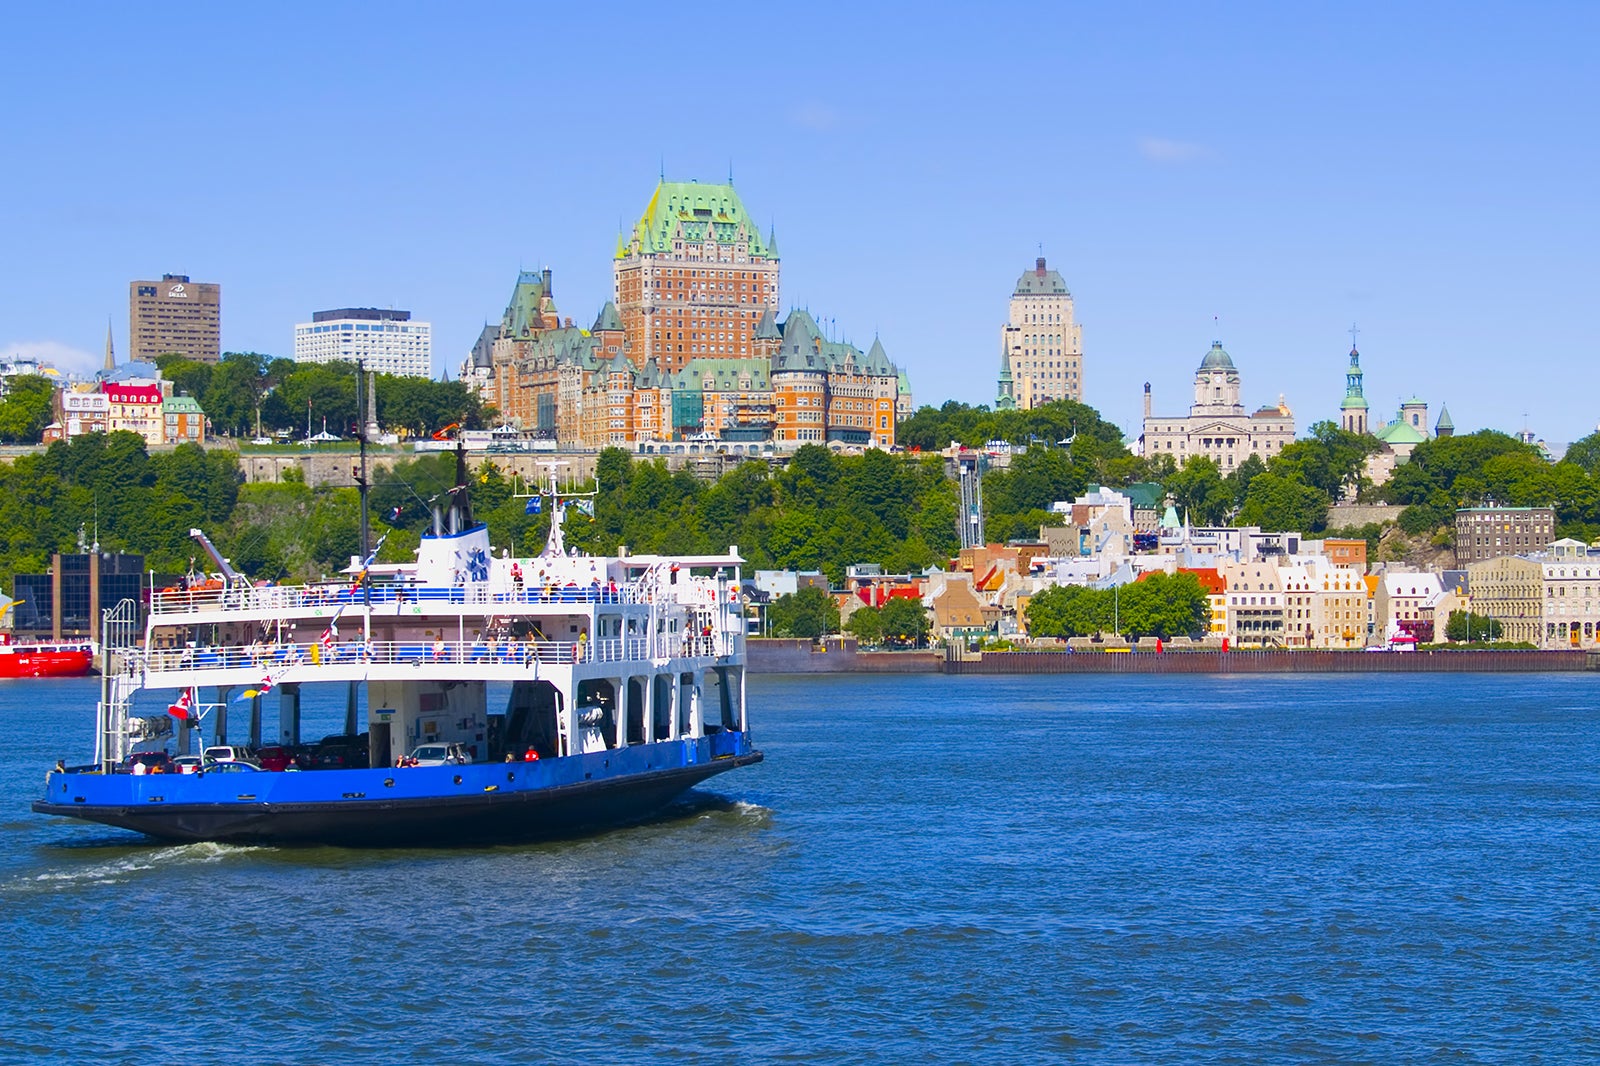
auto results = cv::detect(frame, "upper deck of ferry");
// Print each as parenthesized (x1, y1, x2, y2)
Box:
(149, 576, 640, 618)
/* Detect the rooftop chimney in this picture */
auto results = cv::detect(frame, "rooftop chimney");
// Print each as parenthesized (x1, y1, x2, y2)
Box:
(542, 267, 553, 297)
(1035, 257, 1047, 276)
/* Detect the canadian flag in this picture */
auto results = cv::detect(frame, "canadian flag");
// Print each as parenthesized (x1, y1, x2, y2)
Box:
(166, 688, 195, 721)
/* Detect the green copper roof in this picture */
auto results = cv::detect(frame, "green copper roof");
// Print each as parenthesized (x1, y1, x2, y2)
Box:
(753, 307, 782, 341)
(770, 309, 898, 379)
(1435, 404, 1454, 430)
(163, 395, 204, 413)
(996, 334, 1014, 408)
(592, 301, 623, 333)
(1376, 418, 1427, 445)
(518, 325, 599, 370)
(1013, 257, 1070, 296)
(1125, 483, 1165, 508)
(1199, 341, 1235, 370)
(619, 180, 776, 260)
(500, 271, 558, 339)
(671, 358, 771, 392)
(1342, 346, 1368, 410)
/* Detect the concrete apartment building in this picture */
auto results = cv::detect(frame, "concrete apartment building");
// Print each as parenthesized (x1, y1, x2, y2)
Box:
(614, 180, 780, 375)
(997, 257, 1084, 409)
(131, 274, 221, 363)
(1455, 505, 1556, 564)
(294, 308, 432, 377)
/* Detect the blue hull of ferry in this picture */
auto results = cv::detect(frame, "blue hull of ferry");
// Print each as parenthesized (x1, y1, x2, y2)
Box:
(34, 733, 760, 846)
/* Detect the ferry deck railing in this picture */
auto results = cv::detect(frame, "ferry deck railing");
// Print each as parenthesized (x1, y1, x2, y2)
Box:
(134, 632, 737, 676)
(150, 583, 642, 616)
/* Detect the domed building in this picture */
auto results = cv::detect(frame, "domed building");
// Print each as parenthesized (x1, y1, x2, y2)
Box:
(1140, 341, 1296, 470)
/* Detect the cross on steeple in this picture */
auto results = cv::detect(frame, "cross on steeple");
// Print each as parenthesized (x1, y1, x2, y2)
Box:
(1348, 322, 1360, 349)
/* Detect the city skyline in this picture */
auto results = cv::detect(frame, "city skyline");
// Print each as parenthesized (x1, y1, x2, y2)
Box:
(2, 4, 1596, 443)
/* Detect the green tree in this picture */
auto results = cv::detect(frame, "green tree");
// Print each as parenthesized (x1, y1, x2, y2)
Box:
(1238, 471, 1329, 532)
(768, 586, 839, 639)
(1560, 432, 1600, 475)
(879, 596, 931, 647)
(0, 376, 58, 442)
(1165, 456, 1231, 526)
(1445, 610, 1503, 642)
(1273, 421, 1382, 501)
(845, 605, 884, 645)
(1225, 453, 1267, 511)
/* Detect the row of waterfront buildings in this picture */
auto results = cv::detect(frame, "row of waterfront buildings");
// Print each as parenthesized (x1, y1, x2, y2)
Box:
(751, 489, 1588, 651)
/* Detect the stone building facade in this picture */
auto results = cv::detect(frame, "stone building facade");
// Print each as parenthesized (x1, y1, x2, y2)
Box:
(1141, 342, 1296, 471)
(1455, 505, 1557, 564)
(997, 257, 1083, 409)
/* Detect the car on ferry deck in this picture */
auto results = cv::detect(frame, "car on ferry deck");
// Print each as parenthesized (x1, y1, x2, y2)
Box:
(200, 760, 262, 774)
(256, 745, 311, 772)
(123, 751, 173, 774)
(409, 742, 473, 766)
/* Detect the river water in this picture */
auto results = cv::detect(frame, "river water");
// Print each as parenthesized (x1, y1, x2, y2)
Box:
(2, 672, 1598, 1063)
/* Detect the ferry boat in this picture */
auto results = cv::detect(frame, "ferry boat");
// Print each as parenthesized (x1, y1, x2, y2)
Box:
(33, 452, 761, 845)
(0, 634, 95, 679)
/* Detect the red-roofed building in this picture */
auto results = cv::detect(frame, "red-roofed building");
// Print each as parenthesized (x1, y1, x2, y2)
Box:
(104, 383, 165, 444)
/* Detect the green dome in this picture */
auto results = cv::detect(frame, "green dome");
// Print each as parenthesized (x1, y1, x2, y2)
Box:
(1199, 341, 1235, 370)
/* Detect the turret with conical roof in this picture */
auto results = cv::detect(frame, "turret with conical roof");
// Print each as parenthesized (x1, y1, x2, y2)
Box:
(591, 301, 623, 334)
(1435, 403, 1454, 438)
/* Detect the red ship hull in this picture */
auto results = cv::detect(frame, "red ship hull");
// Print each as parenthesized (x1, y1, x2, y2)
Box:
(0, 646, 95, 679)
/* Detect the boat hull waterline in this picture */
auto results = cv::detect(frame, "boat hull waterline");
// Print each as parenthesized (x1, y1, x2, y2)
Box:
(36, 742, 761, 846)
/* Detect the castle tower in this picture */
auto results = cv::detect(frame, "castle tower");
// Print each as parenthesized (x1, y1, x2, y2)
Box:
(1435, 403, 1454, 439)
(614, 179, 779, 375)
(1340, 344, 1369, 434)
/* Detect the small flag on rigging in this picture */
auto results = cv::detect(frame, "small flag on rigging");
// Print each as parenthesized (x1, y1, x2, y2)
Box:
(166, 688, 195, 721)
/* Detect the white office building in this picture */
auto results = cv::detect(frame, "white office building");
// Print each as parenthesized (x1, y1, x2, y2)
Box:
(294, 308, 432, 377)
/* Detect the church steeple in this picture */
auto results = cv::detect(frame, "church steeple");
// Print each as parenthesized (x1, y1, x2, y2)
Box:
(1340, 333, 1368, 435)
(996, 335, 1016, 410)
(104, 317, 115, 372)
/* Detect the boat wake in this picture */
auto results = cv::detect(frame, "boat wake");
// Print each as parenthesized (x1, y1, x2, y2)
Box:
(5, 840, 265, 894)
(666, 792, 774, 827)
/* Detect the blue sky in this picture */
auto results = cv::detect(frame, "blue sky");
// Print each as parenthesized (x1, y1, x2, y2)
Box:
(3, 3, 1596, 444)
